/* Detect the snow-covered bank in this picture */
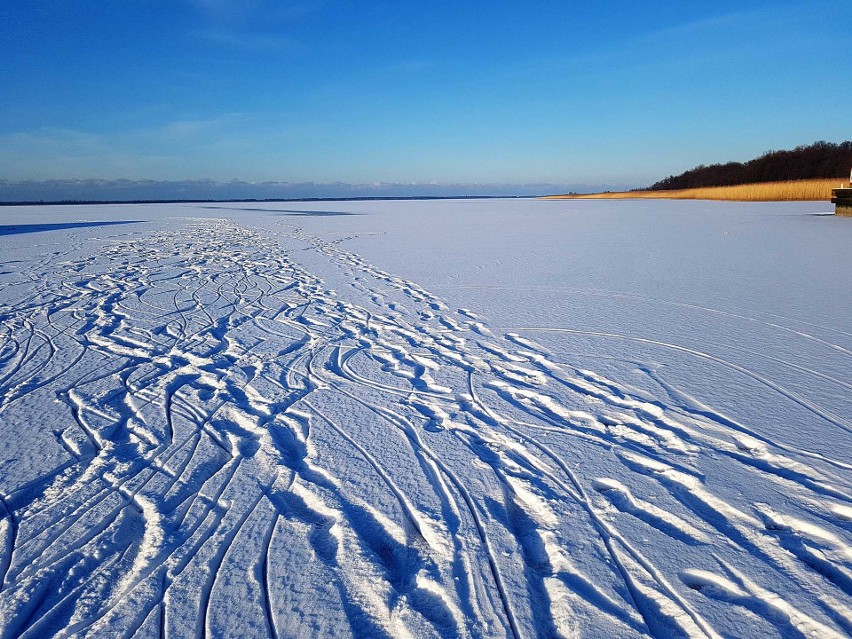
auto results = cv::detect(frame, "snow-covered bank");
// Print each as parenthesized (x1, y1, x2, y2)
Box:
(0, 199, 849, 638)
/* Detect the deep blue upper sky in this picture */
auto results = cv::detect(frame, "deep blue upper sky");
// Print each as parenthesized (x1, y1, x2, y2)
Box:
(1, 1, 849, 189)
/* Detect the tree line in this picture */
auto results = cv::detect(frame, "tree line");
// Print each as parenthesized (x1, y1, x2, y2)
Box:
(646, 141, 852, 191)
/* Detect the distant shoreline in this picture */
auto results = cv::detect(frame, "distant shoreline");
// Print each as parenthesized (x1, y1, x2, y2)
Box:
(0, 195, 535, 207)
(541, 178, 848, 202)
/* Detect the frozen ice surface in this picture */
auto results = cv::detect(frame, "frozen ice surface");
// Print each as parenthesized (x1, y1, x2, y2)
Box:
(0, 199, 849, 638)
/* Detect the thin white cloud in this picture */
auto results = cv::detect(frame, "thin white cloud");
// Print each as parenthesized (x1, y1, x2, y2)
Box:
(0, 128, 110, 156)
(0, 126, 194, 180)
(637, 8, 767, 43)
(191, 27, 306, 53)
(508, 4, 806, 79)
(186, 0, 322, 52)
(189, 0, 325, 24)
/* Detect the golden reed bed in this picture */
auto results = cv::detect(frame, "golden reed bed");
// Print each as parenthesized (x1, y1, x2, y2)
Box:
(542, 178, 850, 202)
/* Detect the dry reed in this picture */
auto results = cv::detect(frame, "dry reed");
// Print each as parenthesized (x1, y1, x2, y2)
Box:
(542, 178, 849, 202)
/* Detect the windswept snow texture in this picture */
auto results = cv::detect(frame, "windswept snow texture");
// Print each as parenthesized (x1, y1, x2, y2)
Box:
(0, 199, 850, 639)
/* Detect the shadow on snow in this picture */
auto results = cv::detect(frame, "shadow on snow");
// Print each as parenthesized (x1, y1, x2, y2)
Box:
(0, 220, 145, 236)
(200, 206, 360, 216)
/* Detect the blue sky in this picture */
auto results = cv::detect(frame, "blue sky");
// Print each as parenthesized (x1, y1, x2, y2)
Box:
(1, 1, 849, 194)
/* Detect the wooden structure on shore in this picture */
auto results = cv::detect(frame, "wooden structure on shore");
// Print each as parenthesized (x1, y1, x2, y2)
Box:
(832, 188, 852, 216)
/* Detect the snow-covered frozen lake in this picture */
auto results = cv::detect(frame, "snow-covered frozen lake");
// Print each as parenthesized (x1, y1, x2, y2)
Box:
(0, 198, 850, 638)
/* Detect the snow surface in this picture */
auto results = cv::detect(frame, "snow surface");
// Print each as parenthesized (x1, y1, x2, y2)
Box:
(0, 198, 850, 638)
